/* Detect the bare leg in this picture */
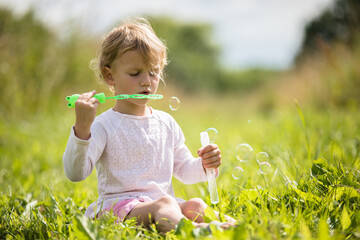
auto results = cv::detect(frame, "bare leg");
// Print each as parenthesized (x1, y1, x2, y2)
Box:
(127, 196, 182, 232)
(179, 198, 207, 223)
(179, 198, 236, 225)
(127, 196, 207, 233)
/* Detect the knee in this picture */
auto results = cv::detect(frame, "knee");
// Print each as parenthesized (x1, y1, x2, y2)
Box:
(155, 196, 179, 209)
(183, 198, 207, 213)
(181, 198, 208, 222)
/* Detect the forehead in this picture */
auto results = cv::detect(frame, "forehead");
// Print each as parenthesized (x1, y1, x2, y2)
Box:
(113, 50, 160, 69)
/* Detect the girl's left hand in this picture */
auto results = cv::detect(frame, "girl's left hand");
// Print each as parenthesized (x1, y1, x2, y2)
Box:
(198, 144, 222, 169)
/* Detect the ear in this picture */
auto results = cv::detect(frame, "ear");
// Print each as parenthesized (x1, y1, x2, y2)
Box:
(104, 66, 115, 86)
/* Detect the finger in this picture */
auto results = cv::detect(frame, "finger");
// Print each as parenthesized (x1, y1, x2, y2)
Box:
(88, 96, 100, 105)
(93, 101, 100, 109)
(199, 144, 218, 157)
(85, 90, 97, 100)
(203, 156, 221, 168)
(197, 147, 205, 156)
(201, 148, 221, 159)
(202, 153, 221, 163)
(78, 90, 96, 101)
(202, 144, 218, 153)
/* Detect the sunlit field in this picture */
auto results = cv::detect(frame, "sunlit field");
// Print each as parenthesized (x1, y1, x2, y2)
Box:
(1, 91, 359, 239)
(1, 5, 360, 240)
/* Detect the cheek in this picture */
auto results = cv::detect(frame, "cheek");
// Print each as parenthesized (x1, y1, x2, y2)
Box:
(152, 78, 160, 86)
(114, 75, 132, 88)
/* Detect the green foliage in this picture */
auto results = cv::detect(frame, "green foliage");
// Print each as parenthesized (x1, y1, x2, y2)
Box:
(296, 0, 360, 61)
(299, 39, 360, 108)
(0, 8, 100, 118)
(1, 5, 360, 240)
(217, 68, 279, 93)
(1, 94, 360, 239)
(0, 9, 279, 120)
(290, 0, 360, 109)
(150, 17, 275, 93)
(150, 17, 221, 92)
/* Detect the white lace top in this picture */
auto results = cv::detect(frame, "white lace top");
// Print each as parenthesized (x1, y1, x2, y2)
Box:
(63, 108, 208, 218)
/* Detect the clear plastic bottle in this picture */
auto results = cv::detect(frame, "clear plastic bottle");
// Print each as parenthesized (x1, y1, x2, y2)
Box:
(200, 132, 219, 204)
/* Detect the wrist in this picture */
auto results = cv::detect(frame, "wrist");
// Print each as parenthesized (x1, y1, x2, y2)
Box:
(74, 124, 91, 140)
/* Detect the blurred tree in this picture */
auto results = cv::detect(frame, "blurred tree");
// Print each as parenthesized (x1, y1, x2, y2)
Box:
(292, 0, 360, 108)
(0, 8, 53, 115)
(296, 0, 360, 61)
(0, 7, 278, 119)
(0, 7, 97, 117)
(150, 17, 276, 93)
(150, 17, 221, 92)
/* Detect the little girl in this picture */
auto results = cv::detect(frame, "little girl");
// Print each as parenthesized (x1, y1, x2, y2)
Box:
(63, 18, 233, 233)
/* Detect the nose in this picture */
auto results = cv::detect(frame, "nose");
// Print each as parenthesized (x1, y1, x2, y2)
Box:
(140, 75, 151, 87)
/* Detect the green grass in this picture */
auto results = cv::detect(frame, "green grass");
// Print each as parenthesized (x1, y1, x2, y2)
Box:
(1, 96, 359, 239)
(1, 6, 359, 239)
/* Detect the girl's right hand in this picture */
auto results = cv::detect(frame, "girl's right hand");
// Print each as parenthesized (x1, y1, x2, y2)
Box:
(74, 90, 100, 140)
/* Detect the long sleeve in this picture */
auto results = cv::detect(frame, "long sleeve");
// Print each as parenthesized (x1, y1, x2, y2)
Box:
(172, 122, 208, 184)
(173, 143, 208, 184)
(63, 125, 106, 182)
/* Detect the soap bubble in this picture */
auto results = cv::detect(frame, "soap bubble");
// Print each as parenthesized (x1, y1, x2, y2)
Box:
(258, 161, 272, 174)
(205, 128, 218, 143)
(232, 167, 244, 179)
(256, 152, 269, 164)
(236, 143, 253, 162)
(169, 96, 180, 111)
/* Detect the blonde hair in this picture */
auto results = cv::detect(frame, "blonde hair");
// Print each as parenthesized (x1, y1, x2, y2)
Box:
(91, 18, 168, 85)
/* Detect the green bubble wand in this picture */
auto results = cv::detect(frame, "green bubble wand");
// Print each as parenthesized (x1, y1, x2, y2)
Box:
(66, 93, 163, 107)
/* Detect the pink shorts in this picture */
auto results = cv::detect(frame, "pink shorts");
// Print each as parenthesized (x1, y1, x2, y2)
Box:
(99, 197, 152, 221)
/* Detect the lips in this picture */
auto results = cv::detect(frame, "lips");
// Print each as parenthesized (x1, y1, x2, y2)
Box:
(139, 89, 151, 95)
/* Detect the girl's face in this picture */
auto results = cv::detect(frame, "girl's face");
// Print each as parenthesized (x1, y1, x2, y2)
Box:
(105, 50, 161, 115)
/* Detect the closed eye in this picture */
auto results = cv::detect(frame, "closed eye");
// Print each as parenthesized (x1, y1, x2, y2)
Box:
(129, 72, 140, 77)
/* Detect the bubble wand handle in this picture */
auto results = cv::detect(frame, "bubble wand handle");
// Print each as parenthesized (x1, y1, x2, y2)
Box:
(200, 131, 219, 204)
(66, 93, 106, 107)
(65, 93, 163, 107)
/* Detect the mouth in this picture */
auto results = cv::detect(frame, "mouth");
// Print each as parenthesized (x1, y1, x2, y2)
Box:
(139, 90, 151, 95)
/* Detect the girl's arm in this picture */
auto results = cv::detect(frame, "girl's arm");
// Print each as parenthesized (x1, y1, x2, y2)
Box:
(173, 142, 220, 184)
(172, 122, 210, 184)
(63, 127, 93, 181)
(63, 123, 106, 182)
(63, 90, 103, 182)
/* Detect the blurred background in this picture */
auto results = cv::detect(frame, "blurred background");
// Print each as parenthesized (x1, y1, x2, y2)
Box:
(0, 0, 359, 117)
